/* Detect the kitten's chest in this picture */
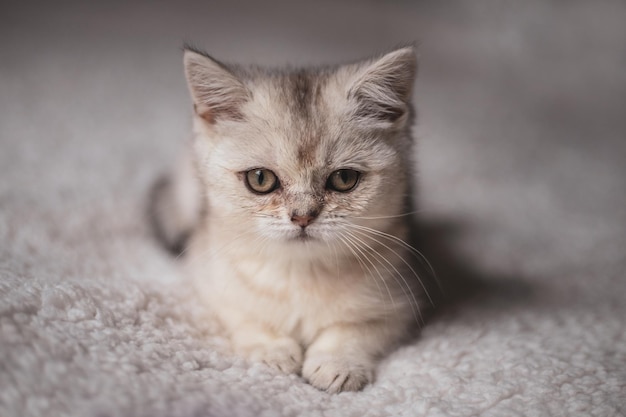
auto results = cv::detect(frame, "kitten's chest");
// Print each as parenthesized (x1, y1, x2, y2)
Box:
(218, 254, 380, 344)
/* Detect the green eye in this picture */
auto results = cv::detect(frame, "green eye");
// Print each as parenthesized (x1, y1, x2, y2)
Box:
(327, 169, 360, 192)
(245, 169, 279, 194)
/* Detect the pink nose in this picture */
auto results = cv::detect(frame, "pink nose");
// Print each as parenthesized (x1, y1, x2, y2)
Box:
(291, 214, 315, 228)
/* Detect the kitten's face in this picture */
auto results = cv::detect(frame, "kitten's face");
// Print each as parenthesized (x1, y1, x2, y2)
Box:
(185, 48, 416, 252)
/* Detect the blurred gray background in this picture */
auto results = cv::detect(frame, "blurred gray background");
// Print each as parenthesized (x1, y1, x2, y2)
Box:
(1, 1, 625, 416)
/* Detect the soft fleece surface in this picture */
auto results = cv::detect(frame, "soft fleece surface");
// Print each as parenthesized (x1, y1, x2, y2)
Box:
(1, 1, 625, 416)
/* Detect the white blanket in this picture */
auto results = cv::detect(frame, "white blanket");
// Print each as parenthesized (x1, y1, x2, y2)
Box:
(1, 1, 624, 416)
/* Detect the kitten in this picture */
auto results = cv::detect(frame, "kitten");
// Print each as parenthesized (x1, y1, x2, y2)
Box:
(150, 45, 434, 393)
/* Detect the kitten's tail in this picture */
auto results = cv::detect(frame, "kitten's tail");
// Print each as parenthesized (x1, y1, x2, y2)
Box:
(148, 151, 203, 256)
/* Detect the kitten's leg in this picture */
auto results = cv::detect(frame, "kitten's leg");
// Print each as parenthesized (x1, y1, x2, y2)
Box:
(149, 147, 202, 254)
(302, 321, 406, 393)
(231, 323, 303, 374)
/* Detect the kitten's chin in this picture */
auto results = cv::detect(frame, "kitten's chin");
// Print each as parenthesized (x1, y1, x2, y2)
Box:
(276, 235, 335, 260)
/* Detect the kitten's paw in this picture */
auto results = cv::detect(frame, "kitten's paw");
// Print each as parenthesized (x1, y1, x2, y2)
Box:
(246, 337, 303, 374)
(302, 353, 374, 393)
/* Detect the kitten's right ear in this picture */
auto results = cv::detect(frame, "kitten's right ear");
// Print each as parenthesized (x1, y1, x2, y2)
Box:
(183, 49, 249, 124)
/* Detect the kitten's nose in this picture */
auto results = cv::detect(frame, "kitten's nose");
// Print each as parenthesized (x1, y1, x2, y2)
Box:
(291, 211, 318, 228)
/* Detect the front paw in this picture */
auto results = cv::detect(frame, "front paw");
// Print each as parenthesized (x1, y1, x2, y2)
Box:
(302, 353, 374, 393)
(245, 337, 303, 374)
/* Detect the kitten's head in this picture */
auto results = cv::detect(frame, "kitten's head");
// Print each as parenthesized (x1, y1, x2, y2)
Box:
(183, 47, 417, 254)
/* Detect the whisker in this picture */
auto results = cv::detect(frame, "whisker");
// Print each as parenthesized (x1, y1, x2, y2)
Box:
(343, 230, 423, 325)
(334, 235, 391, 328)
(184, 229, 257, 269)
(347, 223, 441, 296)
(151, 214, 274, 260)
(351, 209, 426, 220)
(349, 227, 432, 305)
(338, 233, 394, 311)
(174, 240, 194, 261)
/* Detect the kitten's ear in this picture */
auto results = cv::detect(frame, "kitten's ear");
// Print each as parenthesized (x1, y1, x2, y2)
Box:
(183, 49, 250, 124)
(347, 46, 417, 125)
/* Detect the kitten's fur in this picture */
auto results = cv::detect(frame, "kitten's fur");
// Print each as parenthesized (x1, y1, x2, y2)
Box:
(150, 46, 433, 393)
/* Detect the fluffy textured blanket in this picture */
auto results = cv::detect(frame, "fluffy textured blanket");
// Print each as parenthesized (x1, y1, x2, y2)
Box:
(1, 1, 624, 416)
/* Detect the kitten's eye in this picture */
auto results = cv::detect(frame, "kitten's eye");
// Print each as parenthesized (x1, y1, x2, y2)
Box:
(245, 169, 279, 194)
(327, 169, 360, 192)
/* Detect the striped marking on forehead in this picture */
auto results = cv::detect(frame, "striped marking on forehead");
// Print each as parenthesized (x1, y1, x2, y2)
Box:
(285, 70, 327, 166)
(289, 70, 323, 116)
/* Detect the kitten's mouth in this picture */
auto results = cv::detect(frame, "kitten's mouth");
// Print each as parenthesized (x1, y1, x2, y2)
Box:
(292, 229, 315, 242)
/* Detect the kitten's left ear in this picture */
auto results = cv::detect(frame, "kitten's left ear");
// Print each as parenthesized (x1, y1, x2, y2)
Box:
(347, 46, 417, 126)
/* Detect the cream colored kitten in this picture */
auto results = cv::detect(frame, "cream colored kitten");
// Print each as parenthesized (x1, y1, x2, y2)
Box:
(150, 45, 433, 393)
